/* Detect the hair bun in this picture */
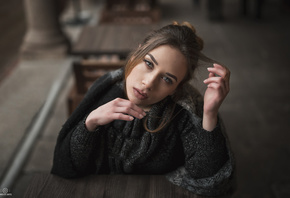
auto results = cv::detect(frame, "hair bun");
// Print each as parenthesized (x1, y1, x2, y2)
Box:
(172, 21, 204, 51)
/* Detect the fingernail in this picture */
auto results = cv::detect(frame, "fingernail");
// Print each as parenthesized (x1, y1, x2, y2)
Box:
(143, 112, 147, 116)
(139, 114, 144, 119)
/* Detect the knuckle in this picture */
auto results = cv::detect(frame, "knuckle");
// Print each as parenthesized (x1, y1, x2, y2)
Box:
(111, 106, 117, 112)
(217, 78, 223, 83)
(115, 98, 121, 102)
(125, 106, 131, 112)
(116, 114, 122, 120)
(112, 99, 118, 105)
(128, 102, 134, 108)
(113, 98, 123, 105)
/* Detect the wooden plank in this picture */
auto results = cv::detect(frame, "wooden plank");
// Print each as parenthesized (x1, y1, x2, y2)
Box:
(100, 7, 161, 24)
(124, 175, 150, 198)
(24, 174, 206, 198)
(36, 174, 77, 198)
(71, 24, 158, 58)
(85, 175, 108, 197)
(23, 173, 48, 198)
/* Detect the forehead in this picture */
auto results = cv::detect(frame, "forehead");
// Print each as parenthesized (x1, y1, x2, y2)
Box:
(147, 45, 188, 82)
(148, 45, 186, 63)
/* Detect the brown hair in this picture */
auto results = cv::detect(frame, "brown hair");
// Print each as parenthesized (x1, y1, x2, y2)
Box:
(124, 21, 210, 132)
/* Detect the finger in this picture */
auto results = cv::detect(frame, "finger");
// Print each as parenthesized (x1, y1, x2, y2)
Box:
(204, 76, 225, 85)
(215, 64, 231, 82)
(208, 64, 229, 78)
(206, 77, 228, 94)
(207, 67, 225, 78)
(116, 98, 146, 115)
(207, 82, 227, 96)
(112, 113, 134, 122)
(216, 63, 230, 81)
(208, 72, 215, 78)
(115, 106, 145, 119)
(207, 66, 230, 92)
(213, 63, 225, 69)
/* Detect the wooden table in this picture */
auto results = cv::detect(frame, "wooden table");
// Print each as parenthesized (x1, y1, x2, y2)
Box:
(71, 24, 159, 59)
(24, 174, 203, 198)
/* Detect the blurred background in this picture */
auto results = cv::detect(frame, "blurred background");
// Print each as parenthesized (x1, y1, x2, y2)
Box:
(0, 0, 290, 197)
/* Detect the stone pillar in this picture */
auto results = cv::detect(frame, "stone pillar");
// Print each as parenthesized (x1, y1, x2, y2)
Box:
(20, 0, 70, 58)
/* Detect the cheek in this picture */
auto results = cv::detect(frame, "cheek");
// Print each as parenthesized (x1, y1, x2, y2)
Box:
(125, 67, 141, 91)
(125, 75, 133, 92)
(165, 87, 177, 97)
(129, 64, 141, 74)
(128, 65, 144, 81)
(127, 71, 137, 84)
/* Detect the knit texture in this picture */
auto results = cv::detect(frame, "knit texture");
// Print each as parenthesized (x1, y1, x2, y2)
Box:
(51, 68, 235, 196)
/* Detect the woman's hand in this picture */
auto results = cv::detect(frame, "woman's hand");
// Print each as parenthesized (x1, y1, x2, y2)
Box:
(202, 63, 230, 131)
(85, 98, 146, 132)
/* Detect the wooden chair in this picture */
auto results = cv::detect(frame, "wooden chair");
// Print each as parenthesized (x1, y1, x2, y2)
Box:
(67, 57, 125, 115)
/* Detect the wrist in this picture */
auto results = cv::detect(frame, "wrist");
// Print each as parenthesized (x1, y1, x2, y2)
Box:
(203, 110, 218, 119)
(202, 112, 218, 132)
(85, 116, 98, 132)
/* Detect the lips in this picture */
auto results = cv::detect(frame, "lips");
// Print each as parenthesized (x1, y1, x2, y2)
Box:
(133, 88, 148, 100)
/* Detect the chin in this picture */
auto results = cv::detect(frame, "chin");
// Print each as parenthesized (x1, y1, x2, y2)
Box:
(132, 99, 143, 106)
(127, 95, 138, 105)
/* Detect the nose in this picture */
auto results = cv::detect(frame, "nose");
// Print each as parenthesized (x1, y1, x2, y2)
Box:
(142, 73, 157, 90)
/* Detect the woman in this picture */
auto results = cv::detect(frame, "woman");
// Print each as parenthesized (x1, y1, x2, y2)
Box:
(51, 22, 235, 196)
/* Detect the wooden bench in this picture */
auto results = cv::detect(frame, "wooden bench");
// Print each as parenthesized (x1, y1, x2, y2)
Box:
(67, 57, 125, 115)
(100, 0, 161, 24)
(70, 24, 158, 59)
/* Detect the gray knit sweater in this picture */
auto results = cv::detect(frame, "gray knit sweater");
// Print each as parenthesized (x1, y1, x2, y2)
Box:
(51, 68, 235, 196)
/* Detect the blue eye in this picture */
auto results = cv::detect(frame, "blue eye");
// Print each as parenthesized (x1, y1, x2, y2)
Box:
(162, 76, 173, 84)
(144, 59, 153, 69)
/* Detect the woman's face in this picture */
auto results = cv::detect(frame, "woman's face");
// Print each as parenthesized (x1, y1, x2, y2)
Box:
(126, 45, 187, 111)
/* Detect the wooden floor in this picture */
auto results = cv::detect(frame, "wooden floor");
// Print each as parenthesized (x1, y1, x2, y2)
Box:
(0, 0, 26, 84)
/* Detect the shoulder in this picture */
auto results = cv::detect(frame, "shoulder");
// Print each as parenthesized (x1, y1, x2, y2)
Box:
(174, 83, 204, 118)
(89, 67, 124, 90)
(168, 83, 205, 132)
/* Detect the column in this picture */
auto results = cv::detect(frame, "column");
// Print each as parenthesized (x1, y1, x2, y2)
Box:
(20, 0, 70, 58)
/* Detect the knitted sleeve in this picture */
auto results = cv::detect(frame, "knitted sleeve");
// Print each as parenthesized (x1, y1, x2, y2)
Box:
(51, 69, 124, 178)
(166, 111, 235, 196)
(51, 117, 101, 178)
(70, 118, 102, 175)
(181, 114, 229, 179)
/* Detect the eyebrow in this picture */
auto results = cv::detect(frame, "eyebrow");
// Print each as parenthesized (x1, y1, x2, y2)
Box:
(147, 53, 158, 65)
(147, 53, 178, 82)
(166, 72, 178, 82)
